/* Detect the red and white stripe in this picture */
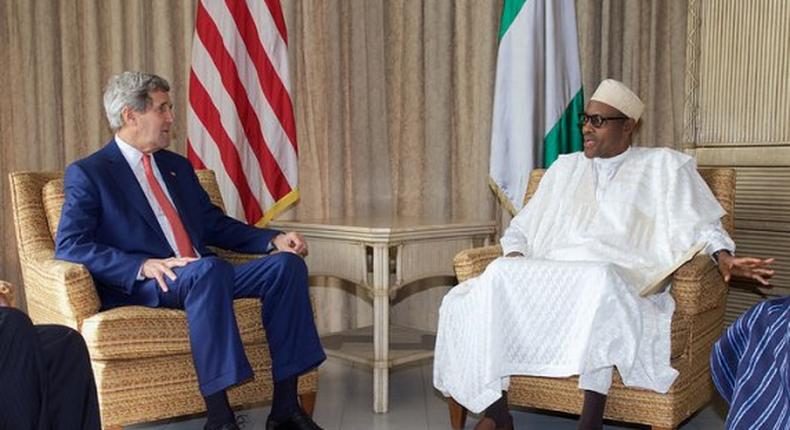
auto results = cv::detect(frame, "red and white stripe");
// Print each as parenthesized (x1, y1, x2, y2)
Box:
(187, 0, 298, 225)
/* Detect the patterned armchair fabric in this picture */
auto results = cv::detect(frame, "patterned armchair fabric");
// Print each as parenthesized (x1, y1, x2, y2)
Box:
(448, 168, 735, 430)
(9, 170, 318, 429)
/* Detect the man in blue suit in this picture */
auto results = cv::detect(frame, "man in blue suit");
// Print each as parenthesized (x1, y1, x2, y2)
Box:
(55, 71, 326, 430)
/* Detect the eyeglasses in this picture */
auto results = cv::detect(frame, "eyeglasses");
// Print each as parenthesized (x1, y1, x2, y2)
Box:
(578, 113, 629, 129)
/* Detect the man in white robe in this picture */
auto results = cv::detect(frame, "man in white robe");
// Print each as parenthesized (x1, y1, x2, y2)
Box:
(433, 79, 775, 430)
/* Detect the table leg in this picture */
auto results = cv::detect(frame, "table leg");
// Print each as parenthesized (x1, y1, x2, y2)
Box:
(372, 244, 390, 413)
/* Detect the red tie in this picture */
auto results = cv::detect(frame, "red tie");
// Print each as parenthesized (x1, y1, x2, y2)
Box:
(141, 154, 196, 257)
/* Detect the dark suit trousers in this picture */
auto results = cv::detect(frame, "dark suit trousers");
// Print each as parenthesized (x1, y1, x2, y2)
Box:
(154, 252, 326, 396)
(0, 308, 101, 430)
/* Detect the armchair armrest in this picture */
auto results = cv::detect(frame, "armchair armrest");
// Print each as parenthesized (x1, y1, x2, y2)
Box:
(451, 246, 727, 316)
(208, 246, 264, 266)
(21, 256, 100, 328)
(671, 254, 727, 315)
(453, 245, 503, 282)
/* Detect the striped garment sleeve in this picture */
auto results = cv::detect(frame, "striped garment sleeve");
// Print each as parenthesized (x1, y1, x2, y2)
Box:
(710, 297, 790, 429)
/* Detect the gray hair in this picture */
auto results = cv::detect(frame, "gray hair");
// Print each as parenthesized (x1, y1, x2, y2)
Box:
(103, 71, 170, 131)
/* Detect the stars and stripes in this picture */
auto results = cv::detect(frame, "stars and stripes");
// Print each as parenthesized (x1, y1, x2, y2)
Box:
(187, 0, 298, 225)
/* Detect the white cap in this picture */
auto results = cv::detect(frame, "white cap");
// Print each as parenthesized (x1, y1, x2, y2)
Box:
(590, 79, 644, 121)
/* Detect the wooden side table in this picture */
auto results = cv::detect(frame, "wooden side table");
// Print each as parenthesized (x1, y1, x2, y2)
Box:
(268, 216, 496, 413)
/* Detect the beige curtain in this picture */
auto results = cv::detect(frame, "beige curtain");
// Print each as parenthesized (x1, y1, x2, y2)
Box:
(286, 0, 500, 222)
(0, 0, 198, 309)
(284, 0, 501, 332)
(0, 0, 686, 332)
(577, 0, 688, 148)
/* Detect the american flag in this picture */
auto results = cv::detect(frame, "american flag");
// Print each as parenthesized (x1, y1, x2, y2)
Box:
(187, 0, 298, 225)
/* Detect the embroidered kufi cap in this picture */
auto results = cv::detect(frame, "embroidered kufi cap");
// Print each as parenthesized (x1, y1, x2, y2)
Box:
(590, 79, 644, 121)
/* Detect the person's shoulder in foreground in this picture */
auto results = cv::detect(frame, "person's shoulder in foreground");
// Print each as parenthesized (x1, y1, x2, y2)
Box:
(711, 295, 790, 429)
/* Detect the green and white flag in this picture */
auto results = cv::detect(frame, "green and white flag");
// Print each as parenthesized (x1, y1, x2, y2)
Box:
(488, 0, 584, 215)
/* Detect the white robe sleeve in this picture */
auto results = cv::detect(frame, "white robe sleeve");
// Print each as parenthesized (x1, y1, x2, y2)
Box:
(499, 164, 560, 256)
(500, 215, 530, 256)
(699, 219, 736, 258)
(665, 157, 734, 257)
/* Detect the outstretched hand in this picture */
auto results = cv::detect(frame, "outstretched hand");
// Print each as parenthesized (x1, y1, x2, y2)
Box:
(717, 253, 775, 286)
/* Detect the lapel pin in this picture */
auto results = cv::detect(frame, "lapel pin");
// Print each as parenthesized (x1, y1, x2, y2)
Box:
(170, 171, 176, 176)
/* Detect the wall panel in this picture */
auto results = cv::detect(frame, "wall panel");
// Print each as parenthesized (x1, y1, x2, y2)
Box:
(686, 0, 790, 323)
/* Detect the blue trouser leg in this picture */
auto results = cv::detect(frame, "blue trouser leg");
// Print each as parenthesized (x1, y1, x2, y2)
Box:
(156, 257, 253, 396)
(153, 253, 325, 395)
(233, 252, 326, 382)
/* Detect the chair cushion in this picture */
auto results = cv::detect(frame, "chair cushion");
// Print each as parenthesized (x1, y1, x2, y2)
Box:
(82, 298, 267, 360)
(42, 178, 65, 240)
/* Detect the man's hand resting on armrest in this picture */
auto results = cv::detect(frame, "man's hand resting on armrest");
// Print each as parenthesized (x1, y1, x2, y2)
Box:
(717, 251, 776, 286)
(273, 231, 309, 257)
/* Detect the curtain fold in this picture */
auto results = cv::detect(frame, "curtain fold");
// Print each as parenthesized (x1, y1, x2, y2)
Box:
(286, 0, 501, 331)
(577, 0, 688, 147)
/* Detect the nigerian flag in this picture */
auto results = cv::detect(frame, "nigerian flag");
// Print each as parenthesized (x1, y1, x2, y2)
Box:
(488, 0, 584, 215)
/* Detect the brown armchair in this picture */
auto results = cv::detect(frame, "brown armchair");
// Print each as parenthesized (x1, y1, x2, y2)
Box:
(9, 170, 319, 430)
(447, 168, 735, 430)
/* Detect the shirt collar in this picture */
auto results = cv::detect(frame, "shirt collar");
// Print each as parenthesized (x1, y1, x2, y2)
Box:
(593, 146, 632, 170)
(115, 134, 146, 169)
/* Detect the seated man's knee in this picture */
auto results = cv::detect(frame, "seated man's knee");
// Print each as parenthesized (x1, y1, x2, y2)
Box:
(268, 252, 308, 277)
(597, 262, 626, 281)
(186, 256, 235, 282)
(173, 257, 236, 300)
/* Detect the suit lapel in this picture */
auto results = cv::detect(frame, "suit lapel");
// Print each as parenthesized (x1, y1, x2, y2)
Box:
(102, 141, 171, 250)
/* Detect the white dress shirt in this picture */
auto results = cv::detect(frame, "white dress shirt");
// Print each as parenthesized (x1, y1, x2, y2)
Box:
(115, 137, 201, 283)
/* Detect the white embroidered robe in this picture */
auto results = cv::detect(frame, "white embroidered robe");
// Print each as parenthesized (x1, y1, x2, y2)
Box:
(433, 147, 735, 413)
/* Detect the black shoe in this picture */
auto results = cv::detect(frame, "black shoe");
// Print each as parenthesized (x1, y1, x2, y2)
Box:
(265, 410, 323, 430)
(204, 414, 247, 430)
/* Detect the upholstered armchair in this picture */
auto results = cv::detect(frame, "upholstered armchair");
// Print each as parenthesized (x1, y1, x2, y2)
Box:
(447, 168, 735, 430)
(9, 170, 319, 430)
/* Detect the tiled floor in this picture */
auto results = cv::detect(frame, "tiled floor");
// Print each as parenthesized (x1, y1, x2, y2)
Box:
(129, 357, 729, 429)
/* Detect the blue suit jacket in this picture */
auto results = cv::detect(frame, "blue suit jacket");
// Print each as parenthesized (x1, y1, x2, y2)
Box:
(55, 140, 280, 308)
